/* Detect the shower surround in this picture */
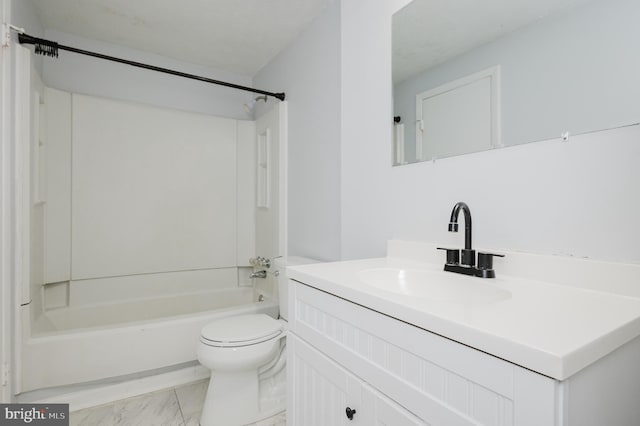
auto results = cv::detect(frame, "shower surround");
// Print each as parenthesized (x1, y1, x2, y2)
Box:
(20, 88, 259, 392)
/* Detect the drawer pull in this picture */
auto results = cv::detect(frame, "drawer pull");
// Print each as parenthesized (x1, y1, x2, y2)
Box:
(345, 406, 357, 420)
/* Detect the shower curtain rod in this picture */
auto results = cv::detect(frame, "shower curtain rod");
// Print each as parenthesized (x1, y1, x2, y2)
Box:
(16, 32, 286, 101)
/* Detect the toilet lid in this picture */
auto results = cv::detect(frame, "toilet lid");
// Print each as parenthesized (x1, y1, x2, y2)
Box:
(200, 314, 283, 346)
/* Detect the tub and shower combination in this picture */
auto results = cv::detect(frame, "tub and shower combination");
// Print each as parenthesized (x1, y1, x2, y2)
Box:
(19, 89, 272, 394)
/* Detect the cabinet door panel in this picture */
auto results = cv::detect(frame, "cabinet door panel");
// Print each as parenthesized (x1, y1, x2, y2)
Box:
(289, 335, 364, 425)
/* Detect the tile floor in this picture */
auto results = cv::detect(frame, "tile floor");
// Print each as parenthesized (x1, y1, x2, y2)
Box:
(69, 379, 286, 426)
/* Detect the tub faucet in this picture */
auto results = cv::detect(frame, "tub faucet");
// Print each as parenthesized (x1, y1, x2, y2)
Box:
(437, 202, 504, 278)
(250, 270, 267, 279)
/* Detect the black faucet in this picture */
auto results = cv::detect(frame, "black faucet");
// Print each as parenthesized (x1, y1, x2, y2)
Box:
(449, 202, 475, 267)
(438, 202, 504, 278)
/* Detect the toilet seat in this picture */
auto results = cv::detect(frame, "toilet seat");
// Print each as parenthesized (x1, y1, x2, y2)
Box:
(200, 314, 283, 348)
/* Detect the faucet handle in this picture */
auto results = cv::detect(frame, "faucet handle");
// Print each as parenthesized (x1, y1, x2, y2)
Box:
(249, 256, 271, 268)
(437, 247, 460, 265)
(477, 252, 505, 271)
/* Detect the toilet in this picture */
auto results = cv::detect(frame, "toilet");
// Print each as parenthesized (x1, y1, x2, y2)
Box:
(197, 256, 317, 426)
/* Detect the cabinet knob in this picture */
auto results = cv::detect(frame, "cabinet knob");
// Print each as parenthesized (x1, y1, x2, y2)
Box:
(345, 406, 357, 420)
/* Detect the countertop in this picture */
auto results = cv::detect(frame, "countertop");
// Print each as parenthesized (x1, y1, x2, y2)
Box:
(288, 256, 640, 380)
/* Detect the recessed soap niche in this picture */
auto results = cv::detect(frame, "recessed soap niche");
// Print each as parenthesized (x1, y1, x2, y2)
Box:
(43, 281, 70, 311)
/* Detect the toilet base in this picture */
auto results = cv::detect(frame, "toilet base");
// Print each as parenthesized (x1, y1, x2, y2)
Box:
(200, 370, 257, 426)
(200, 369, 285, 426)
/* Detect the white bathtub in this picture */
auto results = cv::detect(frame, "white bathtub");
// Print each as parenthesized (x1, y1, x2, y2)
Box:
(21, 287, 278, 392)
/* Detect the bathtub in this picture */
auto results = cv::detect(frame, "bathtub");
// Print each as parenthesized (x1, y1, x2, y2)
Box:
(21, 287, 278, 392)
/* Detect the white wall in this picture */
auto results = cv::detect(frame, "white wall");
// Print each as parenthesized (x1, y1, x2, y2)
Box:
(70, 94, 238, 279)
(43, 30, 255, 120)
(340, 0, 640, 263)
(262, 0, 640, 263)
(339, 1, 402, 259)
(253, 1, 342, 261)
(394, 0, 640, 161)
(391, 125, 640, 262)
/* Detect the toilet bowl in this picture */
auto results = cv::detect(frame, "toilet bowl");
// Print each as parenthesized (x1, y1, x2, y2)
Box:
(198, 314, 285, 426)
(197, 256, 318, 426)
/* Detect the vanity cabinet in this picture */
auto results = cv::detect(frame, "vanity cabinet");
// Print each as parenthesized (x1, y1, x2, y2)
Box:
(288, 280, 558, 426)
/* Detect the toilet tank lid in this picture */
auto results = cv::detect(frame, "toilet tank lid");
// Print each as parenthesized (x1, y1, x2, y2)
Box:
(201, 314, 282, 344)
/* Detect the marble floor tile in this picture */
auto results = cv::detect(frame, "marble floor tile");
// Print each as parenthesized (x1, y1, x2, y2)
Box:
(249, 411, 286, 426)
(68, 380, 286, 426)
(112, 388, 184, 426)
(182, 410, 202, 426)
(175, 379, 208, 418)
(69, 403, 116, 426)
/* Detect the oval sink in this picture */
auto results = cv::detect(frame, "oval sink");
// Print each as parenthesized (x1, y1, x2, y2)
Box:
(357, 268, 511, 305)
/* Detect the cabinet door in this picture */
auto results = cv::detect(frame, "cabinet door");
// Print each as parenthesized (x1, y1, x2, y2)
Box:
(362, 384, 428, 426)
(288, 334, 364, 425)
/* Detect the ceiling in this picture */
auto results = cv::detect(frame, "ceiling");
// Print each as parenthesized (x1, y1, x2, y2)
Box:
(29, 0, 596, 82)
(393, 0, 594, 84)
(30, 0, 332, 77)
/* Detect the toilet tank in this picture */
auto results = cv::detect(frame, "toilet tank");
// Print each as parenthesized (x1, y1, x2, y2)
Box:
(274, 256, 319, 321)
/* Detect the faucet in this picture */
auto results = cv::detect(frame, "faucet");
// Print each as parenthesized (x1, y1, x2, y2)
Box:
(438, 202, 504, 278)
(250, 270, 267, 279)
(448, 202, 474, 267)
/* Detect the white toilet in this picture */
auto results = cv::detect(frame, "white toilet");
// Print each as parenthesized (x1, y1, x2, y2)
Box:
(197, 256, 317, 426)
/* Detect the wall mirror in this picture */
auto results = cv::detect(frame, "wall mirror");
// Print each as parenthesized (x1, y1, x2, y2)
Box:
(392, 0, 640, 165)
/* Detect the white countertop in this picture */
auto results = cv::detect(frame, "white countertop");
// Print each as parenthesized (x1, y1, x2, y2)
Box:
(288, 255, 640, 380)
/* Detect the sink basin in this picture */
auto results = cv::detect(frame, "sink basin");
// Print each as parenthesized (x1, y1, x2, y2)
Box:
(357, 268, 511, 305)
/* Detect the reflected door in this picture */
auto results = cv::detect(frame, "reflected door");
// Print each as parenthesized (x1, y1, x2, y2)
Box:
(415, 67, 500, 161)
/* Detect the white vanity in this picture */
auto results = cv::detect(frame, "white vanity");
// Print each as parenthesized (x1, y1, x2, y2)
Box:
(285, 241, 640, 425)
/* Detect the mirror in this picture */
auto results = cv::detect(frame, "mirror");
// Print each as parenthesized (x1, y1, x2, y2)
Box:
(392, 0, 640, 165)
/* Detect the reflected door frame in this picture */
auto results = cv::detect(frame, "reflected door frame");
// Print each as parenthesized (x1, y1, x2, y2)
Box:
(415, 66, 501, 161)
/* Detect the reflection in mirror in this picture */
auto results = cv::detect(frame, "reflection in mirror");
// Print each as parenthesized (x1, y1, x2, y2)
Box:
(392, 0, 640, 165)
